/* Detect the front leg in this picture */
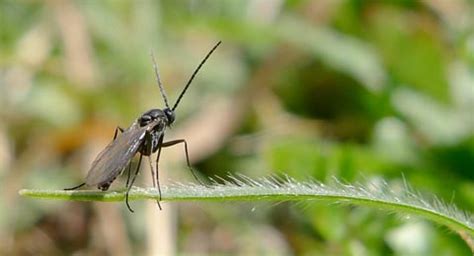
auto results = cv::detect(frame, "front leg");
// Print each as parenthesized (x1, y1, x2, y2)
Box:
(160, 139, 203, 184)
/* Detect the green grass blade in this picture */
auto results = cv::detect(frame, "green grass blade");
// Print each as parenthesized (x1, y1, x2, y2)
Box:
(19, 175, 474, 239)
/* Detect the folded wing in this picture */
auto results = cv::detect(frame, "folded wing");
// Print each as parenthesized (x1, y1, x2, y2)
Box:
(85, 121, 157, 187)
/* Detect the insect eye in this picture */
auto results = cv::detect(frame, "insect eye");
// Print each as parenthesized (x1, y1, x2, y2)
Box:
(163, 108, 175, 125)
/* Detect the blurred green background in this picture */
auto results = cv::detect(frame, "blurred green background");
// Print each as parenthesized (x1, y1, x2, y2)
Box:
(1, 0, 473, 255)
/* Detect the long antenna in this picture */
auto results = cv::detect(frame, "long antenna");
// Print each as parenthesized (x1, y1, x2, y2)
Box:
(172, 41, 222, 111)
(151, 50, 170, 109)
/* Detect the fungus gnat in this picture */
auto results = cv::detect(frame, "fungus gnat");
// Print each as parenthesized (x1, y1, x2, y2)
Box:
(65, 41, 221, 212)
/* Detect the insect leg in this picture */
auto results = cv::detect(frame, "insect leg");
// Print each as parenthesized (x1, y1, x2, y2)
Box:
(125, 153, 143, 213)
(125, 161, 132, 187)
(113, 126, 125, 140)
(155, 135, 165, 203)
(147, 156, 162, 210)
(149, 157, 156, 187)
(160, 139, 204, 185)
(64, 182, 86, 190)
(143, 132, 157, 188)
(144, 132, 162, 210)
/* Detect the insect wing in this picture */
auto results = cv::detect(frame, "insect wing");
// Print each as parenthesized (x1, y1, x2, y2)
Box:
(85, 121, 157, 187)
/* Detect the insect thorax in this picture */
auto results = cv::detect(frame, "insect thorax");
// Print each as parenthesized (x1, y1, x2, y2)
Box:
(138, 109, 168, 156)
(140, 109, 166, 126)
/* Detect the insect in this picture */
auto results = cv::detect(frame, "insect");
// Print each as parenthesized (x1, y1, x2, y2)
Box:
(65, 41, 221, 212)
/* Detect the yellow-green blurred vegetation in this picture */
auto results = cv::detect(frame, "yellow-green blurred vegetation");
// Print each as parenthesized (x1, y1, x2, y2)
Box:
(1, 0, 473, 255)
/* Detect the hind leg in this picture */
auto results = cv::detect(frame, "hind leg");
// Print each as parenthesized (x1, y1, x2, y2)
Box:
(160, 139, 203, 184)
(64, 182, 86, 190)
(125, 153, 143, 213)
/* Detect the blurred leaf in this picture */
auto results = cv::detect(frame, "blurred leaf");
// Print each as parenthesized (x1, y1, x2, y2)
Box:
(372, 117, 418, 164)
(23, 82, 83, 127)
(277, 17, 387, 93)
(386, 222, 434, 255)
(392, 87, 472, 145)
(367, 4, 449, 101)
